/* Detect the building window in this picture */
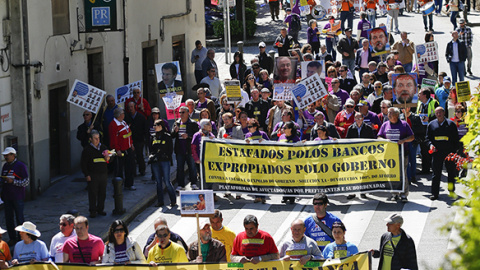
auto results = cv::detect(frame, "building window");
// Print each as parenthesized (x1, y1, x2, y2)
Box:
(52, 0, 70, 35)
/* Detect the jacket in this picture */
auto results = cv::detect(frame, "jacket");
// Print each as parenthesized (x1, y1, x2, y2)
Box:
(274, 34, 295, 56)
(103, 237, 146, 264)
(373, 229, 418, 270)
(258, 52, 274, 74)
(337, 36, 359, 59)
(124, 112, 147, 143)
(194, 99, 217, 122)
(230, 63, 247, 85)
(187, 239, 227, 263)
(445, 39, 467, 63)
(355, 48, 380, 70)
(346, 122, 375, 139)
(217, 125, 245, 140)
(334, 110, 356, 138)
(109, 118, 133, 151)
(392, 40, 415, 65)
(267, 105, 294, 135)
(149, 131, 173, 163)
(171, 118, 199, 154)
(124, 97, 152, 119)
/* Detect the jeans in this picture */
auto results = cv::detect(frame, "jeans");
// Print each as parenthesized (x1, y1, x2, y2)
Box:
(4, 199, 24, 241)
(407, 142, 418, 182)
(367, 12, 376, 28)
(342, 58, 356, 77)
(466, 47, 472, 71)
(176, 153, 197, 187)
(450, 61, 465, 84)
(450, 11, 458, 29)
(423, 13, 433, 30)
(435, 0, 443, 13)
(340, 11, 353, 33)
(403, 62, 413, 73)
(388, 9, 399, 30)
(152, 161, 176, 204)
(326, 38, 337, 61)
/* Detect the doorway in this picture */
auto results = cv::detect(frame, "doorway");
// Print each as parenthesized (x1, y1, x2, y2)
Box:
(172, 34, 186, 98)
(49, 82, 71, 179)
(142, 40, 158, 107)
(87, 48, 104, 89)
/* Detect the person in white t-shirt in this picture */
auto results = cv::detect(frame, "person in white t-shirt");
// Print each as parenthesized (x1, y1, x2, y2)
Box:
(49, 214, 76, 263)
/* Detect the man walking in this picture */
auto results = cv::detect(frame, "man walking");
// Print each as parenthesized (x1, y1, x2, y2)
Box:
(446, 31, 467, 84)
(456, 18, 473, 76)
(191, 40, 208, 84)
(337, 28, 358, 76)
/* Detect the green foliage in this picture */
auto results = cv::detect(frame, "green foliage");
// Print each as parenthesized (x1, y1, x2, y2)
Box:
(441, 87, 480, 269)
(245, 7, 257, 23)
(245, 0, 256, 10)
(212, 8, 257, 39)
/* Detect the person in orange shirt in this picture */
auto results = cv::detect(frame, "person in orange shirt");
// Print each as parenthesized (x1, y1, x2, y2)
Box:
(0, 226, 12, 269)
(387, 0, 401, 32)
(364, 0, 378, 27)
(340, 0, 355, 33)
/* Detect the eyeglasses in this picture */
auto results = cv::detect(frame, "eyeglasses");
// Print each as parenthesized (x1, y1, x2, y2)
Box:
(374, 86, 382, 88)
(331, 82, 339, 84)
(313, 202, 326, 206)
(83, 114, 91, 116)
(157, 233, 169, 238)
(455, 110, 463, 113)
(155, 123, 163, 126)
(346, 105, 354, 108)
(179, 111, 187, 114)
(328, 71, 335, 74)
(339, 70, 345, 72)
(114, 228, 125, 233)
(59, 223, 68, 227)
(247, 126, 254, 128)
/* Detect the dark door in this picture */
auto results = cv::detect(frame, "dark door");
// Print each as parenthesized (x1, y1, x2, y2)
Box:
(143, 45, 157, 107)
(172, 34, 186, 97)
(49, 84, 71, 178)
(87, 49, 104, 89)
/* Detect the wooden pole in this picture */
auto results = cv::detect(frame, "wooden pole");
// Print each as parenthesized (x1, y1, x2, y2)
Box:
(196, 213, 202, 258)
(91, 95, 106, 126)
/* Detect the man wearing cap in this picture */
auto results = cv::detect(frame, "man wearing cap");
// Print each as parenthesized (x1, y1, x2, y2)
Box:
(143, 217, 188, 258)
(337, 28, 359, 78)
(49, 214, 76, 263)
(1, 147, 29, 245)
(246, 88, 270, 131)
(109, 107, 136, 190)
(426, 107, 459, 200)
(372, 213, 418, 270)
(435, 76, 452, 111)
(334, 98, 357, 138)
(231, 215, 279, 264)
(304, 193, 342, 252)
(456, 19, 473, 76)
(257, 42, 274, 74)
(188, 220, 227, 263)
(191, 40, 208, 84)
(209, 210, 236, 262)
(62, 216, 104, 265)
(279, 219, 323, 264)
(147, 225, 188, 265)
(261, 88, 273, 106)
(0, 226, 11, 268)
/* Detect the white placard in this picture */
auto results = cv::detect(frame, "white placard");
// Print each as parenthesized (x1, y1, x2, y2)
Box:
(0, 104, 12, 132)
(67, 80, 106, 114)
(415, 41, 439, 64)
(162, 92, 183, 110)
(291, 73, 329, 110)
(180, 190, 215, 215)
(115, 80, 142, 105)
(272, 83, 295, 101)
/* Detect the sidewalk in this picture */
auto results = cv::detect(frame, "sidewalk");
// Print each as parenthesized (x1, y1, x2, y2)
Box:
(0, 160, 182, 248)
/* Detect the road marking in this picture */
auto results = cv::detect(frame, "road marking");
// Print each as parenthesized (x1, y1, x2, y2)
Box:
(272, 199, 309, 244)
(225, 203, 272, 234)
(343, 200, 380, 246)
(401, 199, 432, 248)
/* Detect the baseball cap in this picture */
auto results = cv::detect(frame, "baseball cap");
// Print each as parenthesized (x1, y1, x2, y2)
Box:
(459, 18, 465, 24)
(286, 8, 292, 12)
(2, 147, 16, 155)
(199, 219, 211, 230)
(384, 213, 403, 225)
(345, 28, 352, 32)
(151, 107, 160, 114)
(261, 88, 270, 93)
(258, 42, 266, 48)
(443, 76, 451, 83)
(345, 98, 355, 107)
(357, 100, 368, 107)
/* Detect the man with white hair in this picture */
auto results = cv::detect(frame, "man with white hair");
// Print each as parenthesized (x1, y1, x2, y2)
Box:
(279, 219, 323, 264)
(49, 214, 76, 262)
(1, 147, 29, 245)
(372, 213, 418, 270)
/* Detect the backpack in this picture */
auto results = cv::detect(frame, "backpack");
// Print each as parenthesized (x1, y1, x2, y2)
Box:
(290, 14, 301, 32)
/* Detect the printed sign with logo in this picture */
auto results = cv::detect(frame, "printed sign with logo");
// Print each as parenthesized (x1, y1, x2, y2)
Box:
(456, 81, 471, 103)
(224, 80, 242, 102)
(421, 78, 437, 90)
(273, 83, 295, 101)
(291, 73, 328, 110)
(84, 0, 117, 32)
(67, 79, 106, 114)
(415, 41, 439, 63)
(115, 80, 142, 105)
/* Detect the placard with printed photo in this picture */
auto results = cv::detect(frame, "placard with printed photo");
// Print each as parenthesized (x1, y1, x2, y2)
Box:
(155, 61, 183, 96)
(415, 41, 439, 63)
(272, 83, 295, 101)
(67, 79, 106, 114)
(291, 73, 329, 110)
(180, 190, 215, 216)
(115, 80, 142, 105)
(301, 60, 325, 79)
(368, 26, 390, 56)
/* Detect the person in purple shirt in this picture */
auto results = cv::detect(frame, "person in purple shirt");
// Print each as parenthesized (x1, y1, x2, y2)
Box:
(357, 12, 371, 40)
(1, 147, 29, 244)
(199, 108, 218, 137)
(191, 119, 215, 176)
(299, 103, 318, 140)
(358, 100, 381, 135)
(330, 78, 350, 106)
(307, 20, 321, 55)
(313, 125, 335, 141)
(377, 107, 415, 203)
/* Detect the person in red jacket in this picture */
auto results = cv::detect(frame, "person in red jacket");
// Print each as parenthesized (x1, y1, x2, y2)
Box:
(109, 107, 136, 190)
(334, 98, 356, 138)
(124, 87, 152, 119)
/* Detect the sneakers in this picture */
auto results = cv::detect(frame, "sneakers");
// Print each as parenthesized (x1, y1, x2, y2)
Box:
(126, 186, 136, 191)
(254, 197, 262, 203)
(191, 184, 199, 190)
(176, 186, 184, 192)
(400, 196, 408, 203)
(389, 194, 399, 201)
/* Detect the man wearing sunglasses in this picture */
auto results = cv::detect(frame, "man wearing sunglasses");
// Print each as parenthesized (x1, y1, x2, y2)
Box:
(49, 214, 76, 262)
(147, 225, 188, 265)
(304, 193, 342, 252)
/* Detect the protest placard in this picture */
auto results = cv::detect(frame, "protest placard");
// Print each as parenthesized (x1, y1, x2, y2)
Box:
(456, 81, 471, 103)
(291, 73, 328, 110)
(155, 61, 183, 97)
(115, 80, 142, 104)
(67, 80, 106, 114)
(272, 83, 295, 101)
(421, 78, 437, 90)
(392, 73, 418, 105)
(224, 80, 242, 102)
(180, 190, 215, 216)
(415, 41, 439, 64)
(368, 26, 390, 56)
(301, 60, 325, 79)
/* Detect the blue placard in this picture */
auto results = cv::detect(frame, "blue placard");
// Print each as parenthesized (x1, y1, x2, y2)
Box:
(92, 7, 110, 26)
